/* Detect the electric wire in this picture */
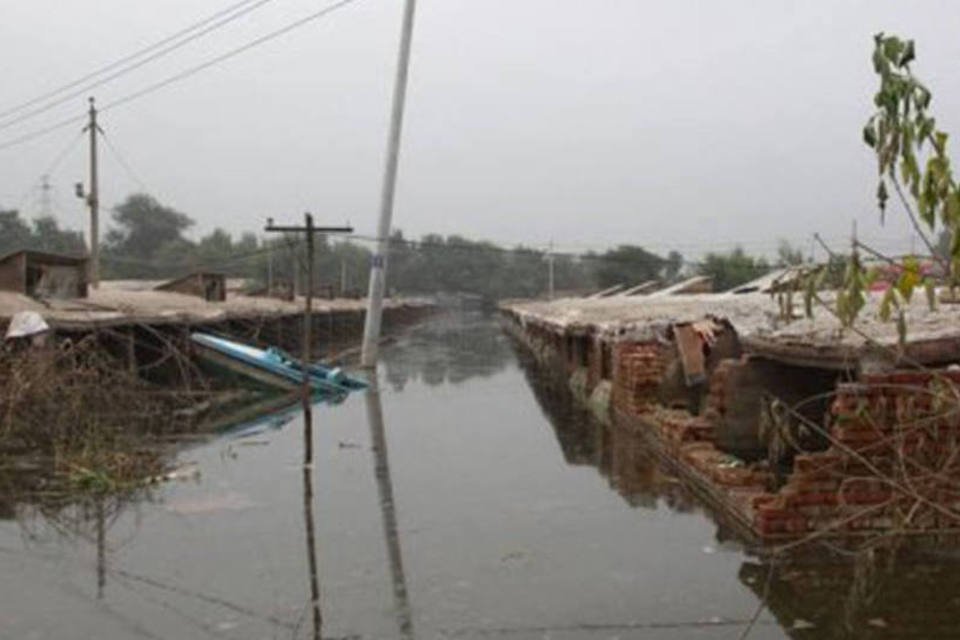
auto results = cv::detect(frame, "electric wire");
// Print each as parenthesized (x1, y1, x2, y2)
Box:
(100, 131, 150, 194)
(0, 0, 276, 130)
(100, 0, 360, 115)
(0, 113, 86, 152)
(0, 0, 361, 153)
(13, 130, 85, 211)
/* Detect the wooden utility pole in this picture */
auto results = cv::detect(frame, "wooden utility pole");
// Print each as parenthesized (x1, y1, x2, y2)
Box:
(265, 215, 352, 466)
(267, 236, 274, 294)
(85, 97, 101, 288)
(547, 241, 555, 300)
(361, 0, 418, 368)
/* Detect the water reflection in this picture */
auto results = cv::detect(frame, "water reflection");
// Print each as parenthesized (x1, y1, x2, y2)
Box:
(9, 313, 960, 639)
(511, 339, 696, 513)
(380, 312, 513, 391)
(740, 548, 960, 639)
(364, 374, 415, 639)
(509, 326, 960, 638)
(302, 463, 322, 639)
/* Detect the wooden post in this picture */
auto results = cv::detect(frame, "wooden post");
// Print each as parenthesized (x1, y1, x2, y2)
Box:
(86, 98, 101, 288)
(265, 216, 353, 467)
(302, 464, 322, 638)
(302, 213, 314, 465)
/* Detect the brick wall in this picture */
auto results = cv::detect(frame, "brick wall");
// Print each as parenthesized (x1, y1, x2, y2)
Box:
(751, 368, 960, 536)
(610, 341, 668, 417)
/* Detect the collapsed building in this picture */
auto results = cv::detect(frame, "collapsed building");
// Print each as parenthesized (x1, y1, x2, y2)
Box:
(502, 281, 960, 541)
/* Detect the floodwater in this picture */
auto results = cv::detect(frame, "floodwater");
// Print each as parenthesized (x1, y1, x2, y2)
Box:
(2, 312, 959, 639)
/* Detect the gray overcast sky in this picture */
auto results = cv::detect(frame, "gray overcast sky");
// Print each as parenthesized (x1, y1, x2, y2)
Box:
(2, 0, 960, 258)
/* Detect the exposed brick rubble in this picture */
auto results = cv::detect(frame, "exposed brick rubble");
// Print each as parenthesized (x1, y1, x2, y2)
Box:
(751, 369, 960, 537)
(610, 341, 668, 416)
(503, 304, 960, 541)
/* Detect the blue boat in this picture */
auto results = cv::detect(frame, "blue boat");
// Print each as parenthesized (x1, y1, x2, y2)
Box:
(190, 332, 368, 395)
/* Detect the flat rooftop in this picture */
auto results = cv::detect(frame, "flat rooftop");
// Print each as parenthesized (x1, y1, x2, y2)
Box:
(0, 282, 433, 331)
(502, 290, 960, 369)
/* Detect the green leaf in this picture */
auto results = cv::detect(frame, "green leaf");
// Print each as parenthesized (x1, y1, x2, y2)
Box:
(896, 257, 920, 301)
(900, 40, 916, 66)
(877, 180, 889, 218)
(883, 36, 903, 63)
(864, 124, 877, 148)
(950, 230, 960, 260)
(897, 309, 908, 346)
(944, 192, 960, 227)
(879, 288, 894, 322)
(935, 131, 949, 154)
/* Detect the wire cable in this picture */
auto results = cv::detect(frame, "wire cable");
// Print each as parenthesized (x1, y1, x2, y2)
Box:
(100, 0, 360, 115)
(0, 0, 361, 153)
(0, 0, 265, 121)
(0, 0, 278, 133)
(100, 131, 150, 194)
(0, 113, 86, 152)
(13, 130, 85, 211)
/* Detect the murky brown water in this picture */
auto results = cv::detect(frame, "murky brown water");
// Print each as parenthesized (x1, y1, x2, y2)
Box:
(1, 312, 959, 639)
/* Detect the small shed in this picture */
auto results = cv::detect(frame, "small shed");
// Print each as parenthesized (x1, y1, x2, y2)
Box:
(0, 250, 89, 299)
(155, 272, 226, 302)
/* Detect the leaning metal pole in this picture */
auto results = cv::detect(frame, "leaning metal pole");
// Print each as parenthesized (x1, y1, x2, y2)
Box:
(361, 0, 418, 368)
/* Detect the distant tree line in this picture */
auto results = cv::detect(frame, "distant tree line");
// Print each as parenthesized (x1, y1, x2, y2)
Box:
(1, 193, 806, 300)
(0, 209, 86, 256)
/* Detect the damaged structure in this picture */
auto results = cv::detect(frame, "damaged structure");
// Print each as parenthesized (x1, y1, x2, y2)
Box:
(0, 280, 434, 409)
(502, 284, 960, 541)
(0, 250, 88, 300)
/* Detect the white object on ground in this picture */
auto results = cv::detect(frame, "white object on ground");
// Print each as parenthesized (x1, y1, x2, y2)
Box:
(4, 311, 50, 340)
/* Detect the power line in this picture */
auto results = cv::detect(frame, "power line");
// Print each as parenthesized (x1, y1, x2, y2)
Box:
(339, 232, 771, 270)
(0, 0, 271, 126)
(0, 113, 86, 153)
(0, 0, 361, 153)
(0, 0, 278, 134)
(100, 0, 361, 114)
(100, 236, 305, 272)
(13, 130, 85, 211)
(100, 131, 150, 194)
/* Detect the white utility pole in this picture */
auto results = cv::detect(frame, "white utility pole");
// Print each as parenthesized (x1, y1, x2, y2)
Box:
(360, 0, 418, 368)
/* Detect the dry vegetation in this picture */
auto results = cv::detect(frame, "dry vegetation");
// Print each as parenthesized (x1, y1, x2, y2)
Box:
(0, 333, 201, 498)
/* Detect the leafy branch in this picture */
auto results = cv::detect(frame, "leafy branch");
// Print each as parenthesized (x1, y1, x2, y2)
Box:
(809, 34, 952, 340)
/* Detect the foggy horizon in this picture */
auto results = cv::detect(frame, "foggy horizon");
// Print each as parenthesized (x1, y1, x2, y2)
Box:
(3, 1, 960, 259)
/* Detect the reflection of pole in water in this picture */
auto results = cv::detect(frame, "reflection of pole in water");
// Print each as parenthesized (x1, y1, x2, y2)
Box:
(302, 464, 322, 639)
(364, 378, 414, 638)
(96, 497, 106, 600)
